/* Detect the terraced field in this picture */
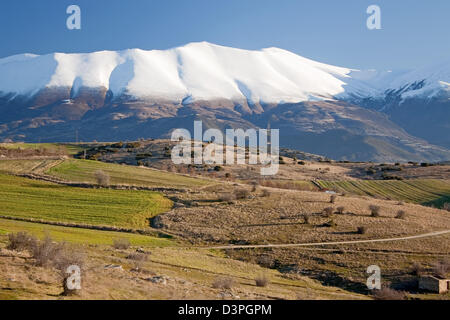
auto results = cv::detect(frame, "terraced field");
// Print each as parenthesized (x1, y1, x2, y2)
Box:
(316, 179, 450, 206)
(0, 174, 172, 228)
(0, 159, 60, 174)
(47, 159, 211, 188)
(0, 218, 174, 247)
(0, 143, 84, 155)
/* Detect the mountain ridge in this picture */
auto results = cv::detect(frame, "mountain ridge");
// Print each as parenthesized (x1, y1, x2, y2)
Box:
(0, 42, 449, 162)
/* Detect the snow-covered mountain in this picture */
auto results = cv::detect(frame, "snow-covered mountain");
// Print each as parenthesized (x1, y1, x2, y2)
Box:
(1, 42, 448, 103)
(0, 42, 449, 161)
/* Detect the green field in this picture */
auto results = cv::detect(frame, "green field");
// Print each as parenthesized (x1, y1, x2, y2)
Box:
(0, 143, 84, 155)
(0, 174, 172, 228)
(316, 179, 450, 206)
(47, 159, 210, 188)
(0, 218, 174, 247)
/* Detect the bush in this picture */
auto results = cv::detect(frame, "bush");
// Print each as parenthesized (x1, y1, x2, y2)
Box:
(324, 220, 336, 228)
(219, 193, 236, 202)
(302, 213, 311, 225)
(126, 252, 148, 262)
(443, 203, 450, 212)
(357, 226, 367, 234)
(336, 206, 345, 214)
(234, 188, 250, 200)
(322, 207, 334, 217)
(432, 259, 450, 279)
(255, 275, 270, 287)
(330, 195, 337, 204)
(250, 181, 259, 192)
(411, 262, 424, 276)
(94, 170, 110, 186)
(113, 238, 130, 250)
(7, 232, 37, 251)
(372, 287, 406, 300)
(31, 236, 62, 267)
(261, 189, 271, 197)
(369, 205, 381, 217)
(212, 277, 234, 289)
(396, 210, 406, 219)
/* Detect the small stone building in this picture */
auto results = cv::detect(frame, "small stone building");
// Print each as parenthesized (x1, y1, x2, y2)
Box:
(419, 276, 450, 294)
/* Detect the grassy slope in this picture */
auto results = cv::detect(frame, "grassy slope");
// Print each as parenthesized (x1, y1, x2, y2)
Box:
(316, 179, 450, 206)
(0, 143, 84, 155)
(0, 174, 172, 228)
(0, 159, 58, 174)
(0, 218, 174, 247)
(47, 159, 210, 188)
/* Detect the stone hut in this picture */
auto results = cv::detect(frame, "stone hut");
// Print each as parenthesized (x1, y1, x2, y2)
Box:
(419, 276, 450, 294)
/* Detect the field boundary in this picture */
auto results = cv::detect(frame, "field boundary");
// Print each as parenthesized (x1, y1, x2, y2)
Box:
(0, 215, 175, 239)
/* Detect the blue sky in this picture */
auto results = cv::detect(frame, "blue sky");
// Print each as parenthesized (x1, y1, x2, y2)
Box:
(0, 0, 448, 70)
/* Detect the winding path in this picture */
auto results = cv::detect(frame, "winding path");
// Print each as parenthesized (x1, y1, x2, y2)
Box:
(197, 230, 450, 250)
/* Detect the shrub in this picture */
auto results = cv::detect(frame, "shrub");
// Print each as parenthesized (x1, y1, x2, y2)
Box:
(443, 203, 450, 212)
(53, 245, 85, 280)
(255, 275, 270, 287)
(432, 259, 450, 279)
(411, 262, 424, 276)
(234, 188, 250, 200)
(94, 170, 110, 186)
(126, 252, 148, 262)
(31, 235, 64, 267)
(336, 206, 345, 214)
(324, 220, 336, 228)
(219, 193, 236, 202)
(261, 189, 271, 197)
(250, 181, 259, 192)
(322, 207, 334, 217)
(212, 277, 234, 289)
(330, 194, 337, 204)
(7, 232, 37, 251)
(369, 205, 381, 217)
(396, 210, 406, 219)
(372, 287, 406, 300)
(113, 238, 130, 250)
(357, 226, 367, 234)
(302, 213, 311, 225)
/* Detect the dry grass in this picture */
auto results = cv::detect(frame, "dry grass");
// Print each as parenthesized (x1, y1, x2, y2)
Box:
(113, 238, 130, 250)
(372, 287, 406, 300)
(212, 277, 234, 290)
